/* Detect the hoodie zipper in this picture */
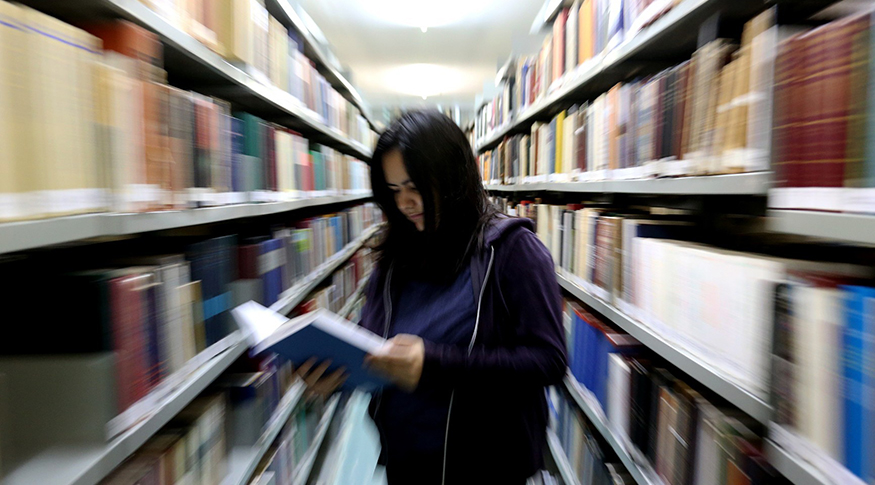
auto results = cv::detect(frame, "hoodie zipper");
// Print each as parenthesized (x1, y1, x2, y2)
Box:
(442, 245, 495, 485)
(374, 263, 394, 469)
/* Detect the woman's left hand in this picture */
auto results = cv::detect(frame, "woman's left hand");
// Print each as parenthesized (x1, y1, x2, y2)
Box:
(364, 334, 425, 392)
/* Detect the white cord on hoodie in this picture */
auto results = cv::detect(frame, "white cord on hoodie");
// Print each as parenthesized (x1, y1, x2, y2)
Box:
(442, 246, 495, 485)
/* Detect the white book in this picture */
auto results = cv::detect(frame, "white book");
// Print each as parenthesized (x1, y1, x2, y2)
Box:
(607, 353, 631, 441)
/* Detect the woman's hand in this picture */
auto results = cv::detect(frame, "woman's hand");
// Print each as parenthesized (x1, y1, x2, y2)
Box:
(364, 334, 425, 392)
(296, 358, 348, 400)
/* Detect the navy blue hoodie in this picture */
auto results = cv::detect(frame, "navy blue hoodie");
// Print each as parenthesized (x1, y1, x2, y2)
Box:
(360, 216, 568, 483)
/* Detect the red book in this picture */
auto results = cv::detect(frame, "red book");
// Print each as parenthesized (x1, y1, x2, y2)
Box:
(110, 272, 151, 412)
(81, 20, 162, 79)
(238, 244, 260, 280)
(771, 35, 798, 187)
(552, 8, 568, 82)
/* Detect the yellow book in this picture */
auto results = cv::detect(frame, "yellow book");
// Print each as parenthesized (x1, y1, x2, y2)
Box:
(269, 16, 288, 90)
(555, 110, 566, 174)
(216, 0, 254, 65)
(579, 0, 594, 64)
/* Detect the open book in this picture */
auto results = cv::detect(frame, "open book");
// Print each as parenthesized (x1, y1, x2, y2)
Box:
(231, 301, 389, 391)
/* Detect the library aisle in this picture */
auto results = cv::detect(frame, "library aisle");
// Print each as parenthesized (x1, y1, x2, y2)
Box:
(1, 0, 875, 484)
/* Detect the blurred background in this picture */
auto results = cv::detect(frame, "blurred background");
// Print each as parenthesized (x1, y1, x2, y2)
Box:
(1, 0, 875, 484)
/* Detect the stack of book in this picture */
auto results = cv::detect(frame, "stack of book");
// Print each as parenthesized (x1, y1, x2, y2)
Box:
(769, 10, 875, 214)
(562, 299, 786, 485)
(0, 5, 372, 222)
(138, 0, 376, 147)
(550, 389, 634, 484)
(475, 0, 677, 141)
(216, 354, 294, 450)
(249, 399, 328, 485)
(509, 198, 870, 402)
(100, 393, 229, 484)
(297, 248, 375, 316)
(771, 279, 875, 484)
(479, 10, 777, 184)
(0, 203, 376, 432)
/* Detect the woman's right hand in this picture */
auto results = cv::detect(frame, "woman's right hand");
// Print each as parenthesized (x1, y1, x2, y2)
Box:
(295, 357, 348, 399)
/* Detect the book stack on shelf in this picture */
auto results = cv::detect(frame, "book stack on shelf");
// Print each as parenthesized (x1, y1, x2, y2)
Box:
(295, 247, 375, 318)
(770, 280, 875, 485)
(0, 3, 372, 223)
(100, 392, 230, 484)
(475, 0, 677, 144)
(562, 298, 789, 485)
(0, 200, 381, 483)
(478, 9, 778, 186)
(139, 0, 376, 148)
(768, 10, 875, 215)
(550, 389, 636, 485)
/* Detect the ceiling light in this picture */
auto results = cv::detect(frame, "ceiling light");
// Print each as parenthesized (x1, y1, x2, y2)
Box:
(384, 64, 463, 99)
(364, 0, 494, 29)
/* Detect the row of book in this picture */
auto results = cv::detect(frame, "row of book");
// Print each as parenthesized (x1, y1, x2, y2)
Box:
(0, 5, 372, 222)
(296, 248, 374, 318)
(495, 194, 875, 483)
(2, 204, 378, 425)
(499, 197, 872, 403)
(100, 391, 230, 484)
(550, 390, 634, 485)
(475, 0, 676, 140)
(771, 280, 875, 483)
(479, 9, 776, 185)
(138, 0, 375, 146)
(247, 397, 332, 485)
(563, 299, 787, 485)
(769, 10, 875, 213)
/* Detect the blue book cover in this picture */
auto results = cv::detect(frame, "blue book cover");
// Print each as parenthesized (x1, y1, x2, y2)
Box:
(261, 238, 285, 307)
(232, 303, 390, 392)
(841, 285, 875, 476)
(573, 312, 586, 382)
(332, 216, 343, 253)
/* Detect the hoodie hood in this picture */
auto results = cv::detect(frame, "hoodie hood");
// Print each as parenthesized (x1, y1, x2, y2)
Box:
(483, 214, 534, 247)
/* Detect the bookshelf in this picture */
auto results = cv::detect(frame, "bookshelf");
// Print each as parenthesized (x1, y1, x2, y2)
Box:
(4, 334, 249, 485)
(265, 0, 376, 132)
(475, 0, 836, 153)
(0, 194, 371, 256)
(767, 210, 875, 246)
(223, 382, 308, 485)
(546, 428, 582, 485)
(563, 375, 665, 485)
(556, 269, 772, 425)
(18, 0, 374, 159)
(2, 221, 378, 485)
(270, 224, 380, 316)
(485, 172, 770, 195)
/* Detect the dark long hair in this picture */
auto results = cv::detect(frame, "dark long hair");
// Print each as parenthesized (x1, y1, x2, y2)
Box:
(370, 110, 496, 282)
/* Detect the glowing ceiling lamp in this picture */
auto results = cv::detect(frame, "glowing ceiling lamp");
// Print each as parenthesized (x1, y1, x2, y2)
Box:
(365, 0, 493, 30)
(384, 63, 463, 99)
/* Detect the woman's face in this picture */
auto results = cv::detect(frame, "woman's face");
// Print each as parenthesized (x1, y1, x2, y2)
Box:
(383, 149, 425, 232)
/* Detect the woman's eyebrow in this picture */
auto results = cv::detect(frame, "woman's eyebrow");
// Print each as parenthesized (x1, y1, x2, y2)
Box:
(387, 179, 413, 187)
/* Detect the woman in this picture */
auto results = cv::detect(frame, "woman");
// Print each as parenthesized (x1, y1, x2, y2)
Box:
(301, 110, 566, 484)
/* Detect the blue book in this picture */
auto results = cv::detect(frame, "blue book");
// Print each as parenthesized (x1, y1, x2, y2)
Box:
(261, 238, 285, 307)
(841, 285, 875, 477)
(232, 302, 390, 391)
(331, 216, 343, 253)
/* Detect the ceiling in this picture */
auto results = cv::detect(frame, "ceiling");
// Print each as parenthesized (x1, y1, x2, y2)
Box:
(295, 0, 546, 119)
